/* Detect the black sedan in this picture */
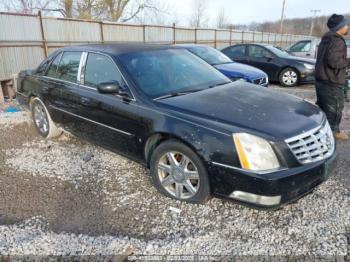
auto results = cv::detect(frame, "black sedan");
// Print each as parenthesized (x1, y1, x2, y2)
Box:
(222, 43, 316, 87)
(17, 44, 336, 208)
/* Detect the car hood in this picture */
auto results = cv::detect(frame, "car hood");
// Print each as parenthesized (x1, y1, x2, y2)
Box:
(213, 62, 267, 80)
(156, 82, 324, 140)
(285, 56, 316, 64)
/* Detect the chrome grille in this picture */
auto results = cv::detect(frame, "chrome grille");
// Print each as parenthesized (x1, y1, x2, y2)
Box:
(285, 121, 335, 164)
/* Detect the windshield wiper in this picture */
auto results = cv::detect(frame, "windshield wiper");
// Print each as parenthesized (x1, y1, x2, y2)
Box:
(208, 81, 231, 88)
(154, 89, 204, 100)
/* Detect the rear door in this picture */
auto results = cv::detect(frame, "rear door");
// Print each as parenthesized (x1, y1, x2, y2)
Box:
(36, 51, 65, 122)
(54, 51, 145, 161)
(47, 51, 84, 126)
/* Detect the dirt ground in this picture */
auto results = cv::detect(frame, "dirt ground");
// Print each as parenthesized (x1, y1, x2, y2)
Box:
(0, 84, 349, 258)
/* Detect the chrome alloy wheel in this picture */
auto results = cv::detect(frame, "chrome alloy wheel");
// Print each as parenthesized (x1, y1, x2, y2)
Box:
(282, 70, 298, 86)
(157, 151, 200, 200)
(33, 102, 49, 134)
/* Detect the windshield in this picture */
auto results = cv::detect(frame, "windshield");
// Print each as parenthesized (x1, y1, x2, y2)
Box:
(265, 45, 291, 58)
(187, 46, 232, 65)
(119, 49, 230, 99)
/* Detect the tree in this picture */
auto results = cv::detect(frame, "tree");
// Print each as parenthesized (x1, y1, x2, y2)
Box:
(189, 0, 208, 28)
(61, 0, 73, 18)
(2, 0, 54, 14)
(216, 8, 228, 29)
(76, 0, 99, 19)
(97, 0, 162, 22)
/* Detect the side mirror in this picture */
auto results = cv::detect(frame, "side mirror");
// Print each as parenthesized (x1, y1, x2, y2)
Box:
(97, 82, 120, 94)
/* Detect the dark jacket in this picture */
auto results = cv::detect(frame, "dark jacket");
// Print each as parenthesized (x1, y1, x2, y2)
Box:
(315, 31, 349, 86)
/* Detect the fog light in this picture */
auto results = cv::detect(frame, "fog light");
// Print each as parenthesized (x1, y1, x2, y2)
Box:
(229, 191, 281, 206)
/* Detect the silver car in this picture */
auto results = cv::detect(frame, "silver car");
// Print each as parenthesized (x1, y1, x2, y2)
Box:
(288, 38, 350, 59)
(286, 39, 320, 58)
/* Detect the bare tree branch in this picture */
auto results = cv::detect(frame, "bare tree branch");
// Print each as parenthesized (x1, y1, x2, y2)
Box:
(189, 0, 208, 28)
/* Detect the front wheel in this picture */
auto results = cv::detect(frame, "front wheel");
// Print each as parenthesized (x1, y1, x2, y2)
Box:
(30, 97, 62, 139)
(279, 68, 299, 87)
(150, 140, 211, 204)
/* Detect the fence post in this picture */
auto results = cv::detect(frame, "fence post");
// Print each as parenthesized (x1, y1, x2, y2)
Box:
(99, 21, 104, 43)
(214, 29, 217, 48)
(252, 31, 255, 43)
(274, 33, 277, 46)
(38, 11, 48, 58)
(230, 29, 232, 46)
(173, 23, 176, 44)
(143, 25, 146, 43)
(195, 28, 197, 44)
(241, 31, 244, 43)
(261, 31, 264, 43)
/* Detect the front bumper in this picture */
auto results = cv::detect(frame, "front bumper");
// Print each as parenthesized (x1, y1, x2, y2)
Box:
(299, 69, 315, 83)
(209, 152, 337, 209)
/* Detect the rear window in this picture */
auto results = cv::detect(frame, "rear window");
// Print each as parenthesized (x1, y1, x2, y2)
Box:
(56, 52, 82, 83)
(46, 52, 62, 78)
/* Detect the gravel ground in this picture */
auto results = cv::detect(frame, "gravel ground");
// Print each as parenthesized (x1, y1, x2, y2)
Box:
(0, 85, 349, 259)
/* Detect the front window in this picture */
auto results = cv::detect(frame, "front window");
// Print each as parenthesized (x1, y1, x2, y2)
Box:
(289, 41, 311, 52)
(264, 45, 290, 58)
(84, 53, 123, 87)
(187, 46, 232, 65)
(119, 49, 229, 99)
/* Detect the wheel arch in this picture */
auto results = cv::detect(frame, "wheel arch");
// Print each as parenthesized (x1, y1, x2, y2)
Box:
(144, 132, 206, 168)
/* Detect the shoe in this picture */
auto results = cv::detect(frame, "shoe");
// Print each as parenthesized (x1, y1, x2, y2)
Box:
(335, 131, 349, 141)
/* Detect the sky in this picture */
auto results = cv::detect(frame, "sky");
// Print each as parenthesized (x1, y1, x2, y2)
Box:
(165, 0, 349, 26)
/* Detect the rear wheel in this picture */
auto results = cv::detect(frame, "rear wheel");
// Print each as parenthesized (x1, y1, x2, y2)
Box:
(150, 140, 211, 204)
(279, 68, 299, 87)
(30, 97, 62, 139)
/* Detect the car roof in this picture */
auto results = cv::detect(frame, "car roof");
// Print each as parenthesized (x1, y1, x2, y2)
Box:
(59, 43, 176, 56)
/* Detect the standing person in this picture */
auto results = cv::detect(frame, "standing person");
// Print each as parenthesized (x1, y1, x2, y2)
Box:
(315, 14, 350, 141)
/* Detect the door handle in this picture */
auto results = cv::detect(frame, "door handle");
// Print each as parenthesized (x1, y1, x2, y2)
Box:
(42, 86, 50, 93)
(306, 53, 311, 56)
(80, 97, 91, 106)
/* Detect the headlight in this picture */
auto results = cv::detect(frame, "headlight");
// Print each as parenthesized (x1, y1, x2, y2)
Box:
(303, 63, 315, 70)
(266, 76, 269, 84)
(233, 133, 280, 171)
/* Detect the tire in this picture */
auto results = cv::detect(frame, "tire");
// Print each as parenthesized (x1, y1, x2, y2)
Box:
(150, 139, 211, 204)
(30, 97, 62, 139)
(279, 68, 299, 87)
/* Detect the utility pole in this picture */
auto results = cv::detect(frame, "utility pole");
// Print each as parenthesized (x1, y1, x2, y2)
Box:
(310, 9, 321, 36)
(279, 0, 286, 34)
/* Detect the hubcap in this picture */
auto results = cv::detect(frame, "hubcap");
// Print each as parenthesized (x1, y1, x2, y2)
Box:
(282, 71, 297, 85)
(33, 102, 49, 134)
(158, 151, 200, 199)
